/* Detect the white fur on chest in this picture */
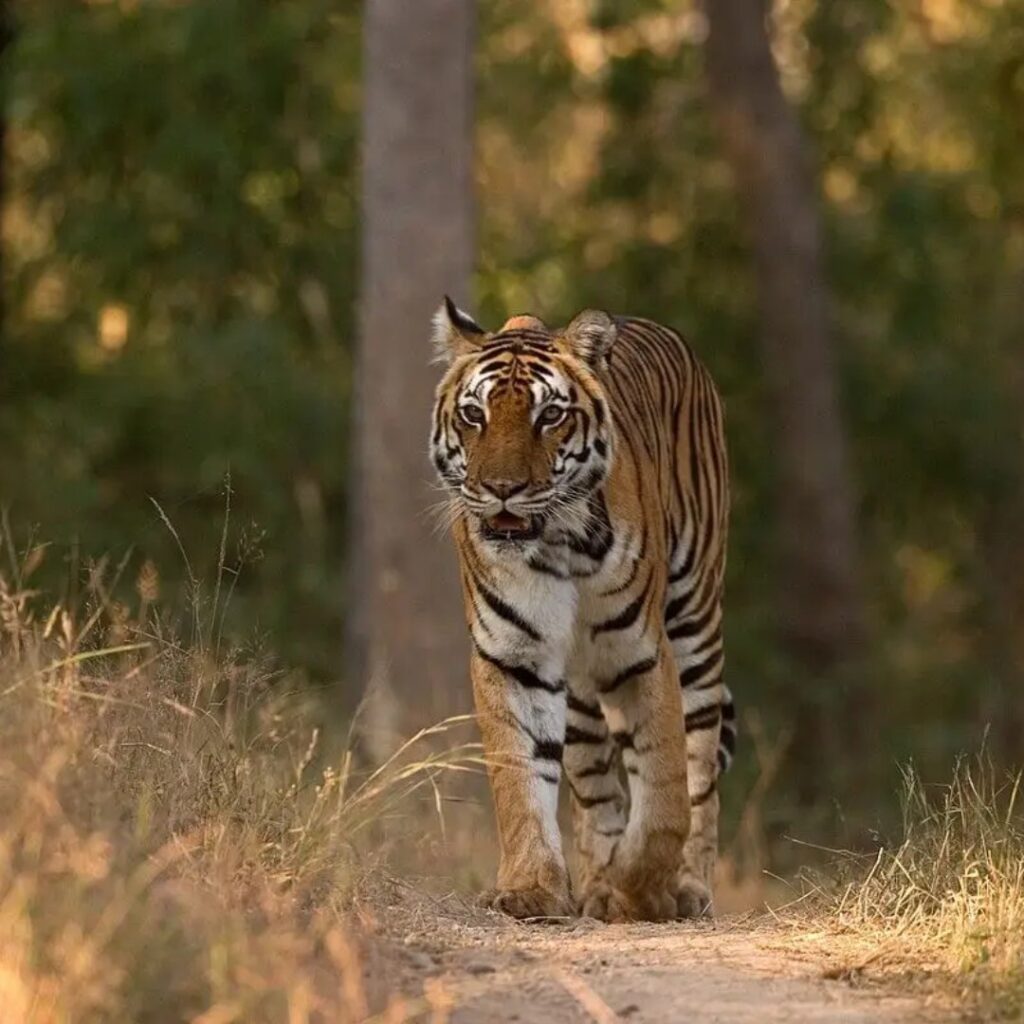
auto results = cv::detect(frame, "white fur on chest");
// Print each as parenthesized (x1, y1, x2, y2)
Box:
(476, 544, 579, 671)
(474, 513, 650, 686)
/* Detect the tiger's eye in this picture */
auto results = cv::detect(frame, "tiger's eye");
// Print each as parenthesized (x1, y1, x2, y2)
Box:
(459, 404, 485, 426)
(538, 406, 566, 428)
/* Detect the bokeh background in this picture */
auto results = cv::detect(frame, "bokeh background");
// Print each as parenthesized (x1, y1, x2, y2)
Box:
(2, 0, 1023, 872)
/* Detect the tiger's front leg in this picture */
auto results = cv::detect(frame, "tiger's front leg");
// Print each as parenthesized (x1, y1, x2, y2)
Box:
(562, 690, 628, 899)
(472, 646, 574, 919)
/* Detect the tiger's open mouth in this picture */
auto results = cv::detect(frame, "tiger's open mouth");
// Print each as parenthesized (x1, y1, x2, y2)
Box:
(481, 511, 542, 542)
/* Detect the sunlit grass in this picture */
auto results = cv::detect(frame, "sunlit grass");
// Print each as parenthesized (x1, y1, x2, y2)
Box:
(809, 754, 1024, 1016)
(4, 519, 1021, 1021)
(0, 535, 483, 1023)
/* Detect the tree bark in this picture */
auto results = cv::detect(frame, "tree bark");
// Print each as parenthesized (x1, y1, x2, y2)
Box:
(702, 0, 865, 794)
(350, 0, 476, 753)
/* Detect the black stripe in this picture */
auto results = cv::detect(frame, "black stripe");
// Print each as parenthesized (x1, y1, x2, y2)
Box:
(470, 568, 542, 641)
(684, 630, 721, 663)
(565, 491, 614, 562)
(599, 655, 658, 694)
(525, 361, 553, 379)
(533, 739, 564, 762)
(573, 754, 615, 778)
(688, 382, 705, 525)
(684, 705, 721, 732)
(667, 398, 689, 556)
(474, 645, 565, 693)
(611, 730, 634, 750)
(567, 693, 603, 720)
(467, 588, 496, 641)
(592, 575, 650, 636)
(527, 556, 569, 578)
(703, 382, 722, 503)
(667, 601, 717, 640)
(720, 700, 737, 755)
(691, 778, 717, 807)
(665, 570, 715, 624)
(476, 357, 510, 375)
(664, 592, 690, 622)
(678, 649, 722, 689)
(565, 725, 606, 745)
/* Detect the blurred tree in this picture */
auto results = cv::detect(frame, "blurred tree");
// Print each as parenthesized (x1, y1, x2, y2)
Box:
(0, 0, 13, 337)
(982, 343, 1024, 759)
(352, 0, 476, 749)
(703, 0, 865, 798)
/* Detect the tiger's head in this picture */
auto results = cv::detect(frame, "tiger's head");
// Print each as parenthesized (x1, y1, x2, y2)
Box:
(430, 298, 616, 544)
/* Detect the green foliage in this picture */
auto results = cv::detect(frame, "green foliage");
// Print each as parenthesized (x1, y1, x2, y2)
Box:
(3, 0, 1023, 848)
(2, 0, 359, 674)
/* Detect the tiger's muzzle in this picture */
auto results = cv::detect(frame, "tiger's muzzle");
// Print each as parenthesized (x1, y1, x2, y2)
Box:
(464, 479, 547, 542)
(480, 510, 543, 542)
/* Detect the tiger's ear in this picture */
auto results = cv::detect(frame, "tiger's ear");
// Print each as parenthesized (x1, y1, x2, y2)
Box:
(562, 309, 617, 366)
(431, 296, 486, 364)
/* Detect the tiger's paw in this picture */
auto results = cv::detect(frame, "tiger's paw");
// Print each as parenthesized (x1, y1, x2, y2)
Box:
(580, 880, 677, 923)
(674, 874, 713, 920)
(477, 886, 574, 921)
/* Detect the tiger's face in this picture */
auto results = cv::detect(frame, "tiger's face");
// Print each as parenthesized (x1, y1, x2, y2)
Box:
(430, 300, 617, 543)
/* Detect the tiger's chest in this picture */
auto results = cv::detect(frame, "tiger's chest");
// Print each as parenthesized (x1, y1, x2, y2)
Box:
(472, 510, 651, 679)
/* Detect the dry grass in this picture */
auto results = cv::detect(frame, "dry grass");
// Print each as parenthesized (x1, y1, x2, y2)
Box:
(5, 522, 1021, 1023)
(806, 755, 1024, 1016)
(0, 535, 482, 1023)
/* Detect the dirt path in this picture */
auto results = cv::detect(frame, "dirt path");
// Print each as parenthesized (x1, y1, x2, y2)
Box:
(384, 908, 958, 1023)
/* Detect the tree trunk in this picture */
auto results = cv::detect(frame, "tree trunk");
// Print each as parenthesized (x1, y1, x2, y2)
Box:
(702, 0, 865, 797)
(350, 0, 476, 753)
(0, 1, 13, 342)
(979, 269, 1024, 763)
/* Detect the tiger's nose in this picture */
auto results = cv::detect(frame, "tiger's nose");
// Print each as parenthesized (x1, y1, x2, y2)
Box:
(484, 479, 529, 500)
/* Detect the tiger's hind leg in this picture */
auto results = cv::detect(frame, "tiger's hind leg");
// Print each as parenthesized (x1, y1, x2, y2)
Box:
(672, 611, 729, 919)
(571, 639, 691, 922)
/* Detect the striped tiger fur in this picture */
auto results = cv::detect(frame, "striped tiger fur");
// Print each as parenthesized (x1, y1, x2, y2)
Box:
(430, 299, 734, 922)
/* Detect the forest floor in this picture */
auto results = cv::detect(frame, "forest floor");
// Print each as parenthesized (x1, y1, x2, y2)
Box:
(367, 896, 961, 1023)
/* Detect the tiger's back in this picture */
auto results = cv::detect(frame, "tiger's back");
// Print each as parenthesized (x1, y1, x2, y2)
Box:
(601, 317, 735, 906)
(605, 316, 735, 766)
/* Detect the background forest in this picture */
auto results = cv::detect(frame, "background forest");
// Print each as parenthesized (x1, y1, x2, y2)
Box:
(2, 0, 1023, 867)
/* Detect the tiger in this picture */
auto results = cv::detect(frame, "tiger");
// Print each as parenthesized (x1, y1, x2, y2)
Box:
(429, 298, 734, 922)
